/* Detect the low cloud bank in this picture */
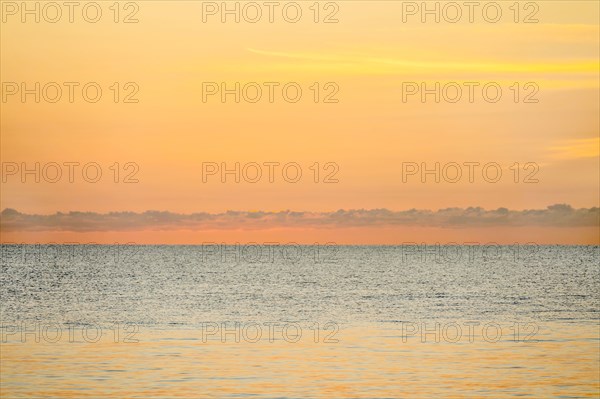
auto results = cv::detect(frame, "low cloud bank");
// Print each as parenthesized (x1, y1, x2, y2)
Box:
(1, 205, 598, 232)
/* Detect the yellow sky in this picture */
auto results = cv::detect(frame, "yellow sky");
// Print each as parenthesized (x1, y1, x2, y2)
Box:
(1, 1, 598, 243)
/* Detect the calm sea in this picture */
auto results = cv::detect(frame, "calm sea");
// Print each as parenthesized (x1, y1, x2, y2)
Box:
(1, 245, 599, 398)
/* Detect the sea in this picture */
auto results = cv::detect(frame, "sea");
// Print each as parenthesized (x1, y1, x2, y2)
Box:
(1, 245, 598, 398)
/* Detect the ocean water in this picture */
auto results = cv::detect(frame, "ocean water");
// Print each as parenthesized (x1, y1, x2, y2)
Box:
(1, 245, 599, 398)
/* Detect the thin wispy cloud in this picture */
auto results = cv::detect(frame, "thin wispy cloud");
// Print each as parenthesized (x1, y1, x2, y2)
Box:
(548, 137, 600, 160)
(246, 48, 599, 74)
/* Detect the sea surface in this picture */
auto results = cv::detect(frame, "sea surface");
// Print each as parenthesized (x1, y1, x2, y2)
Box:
(1, 245, 599, 398)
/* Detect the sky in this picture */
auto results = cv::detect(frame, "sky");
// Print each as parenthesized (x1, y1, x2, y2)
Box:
(1, 1, 599, 244)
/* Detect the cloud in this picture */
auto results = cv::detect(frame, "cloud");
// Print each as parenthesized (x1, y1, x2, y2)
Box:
(246, 47, 599, 74)
(548, 137, 600, 160)
(1, 205, 598, 232)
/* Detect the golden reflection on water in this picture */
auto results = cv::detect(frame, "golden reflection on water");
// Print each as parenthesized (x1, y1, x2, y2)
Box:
(1, 323, 598, 398)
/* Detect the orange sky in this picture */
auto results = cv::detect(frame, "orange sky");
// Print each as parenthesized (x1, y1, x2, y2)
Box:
(1, 1, 598, 243)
